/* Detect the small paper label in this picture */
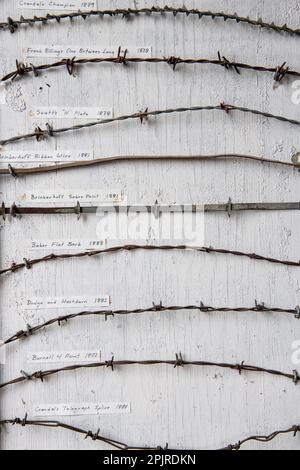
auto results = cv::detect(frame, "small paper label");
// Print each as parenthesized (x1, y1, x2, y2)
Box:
(23, 295, 110, 310)
(0, 150, 93, 163)
(33, 402, 130, 417)
(17, 189, 124, 204)
(17, 1, 98, 10)
(30, 239, 105, 251)
(27, 350, 101, 364)
(0, 86, 6, 105)
(0, 341, 6, 365)
(23, 45, 152, 59)
(28, 107, 112, 119)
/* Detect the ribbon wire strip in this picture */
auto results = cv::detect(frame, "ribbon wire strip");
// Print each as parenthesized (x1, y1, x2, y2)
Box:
(2, 104, 300, 146)
(1, 244, 299, 277)
(3, 302, 300, 347)
(0, 417, 299, 450)
(1, 153, 299, 177)
(1, 53, 295, 84)
(0, 356, 299, 390)
(1, 7, 300, 37)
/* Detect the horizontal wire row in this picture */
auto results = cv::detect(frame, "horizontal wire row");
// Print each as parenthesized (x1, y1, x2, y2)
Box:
(0, 153, 299, 178)
(3, 302, 300, 347)
(0, 354, 299, 390)
(1, 51, 294, 84)
(1, 244, 299, 277)
(1, 6, 300, 37)
(1, 201, 300, 219)
(1, 103, 300, 147)
(0, 416, 299, 450)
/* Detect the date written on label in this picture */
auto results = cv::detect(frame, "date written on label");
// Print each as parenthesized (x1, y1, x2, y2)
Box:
(28, 350, 101, 364)
(29, 107, 112, 120)
(30, 239, 106, 251)
(17, 189, 124, 204)
(17, 1, 98, 10)
(23, 295, 110, 310)
(34, 402, 130, 417)
(23, 45, 152, 59)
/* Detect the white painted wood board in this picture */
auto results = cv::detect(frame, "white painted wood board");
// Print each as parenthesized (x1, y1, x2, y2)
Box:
(0, 0, 300, 450)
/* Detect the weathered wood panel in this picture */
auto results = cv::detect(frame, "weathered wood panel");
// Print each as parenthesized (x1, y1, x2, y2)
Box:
(0, 0, 299, 450)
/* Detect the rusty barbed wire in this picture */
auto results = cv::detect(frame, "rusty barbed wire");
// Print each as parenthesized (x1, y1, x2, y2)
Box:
(0, 244, 299, 277)
(1, 103, 300, 147)
(3, 302, 300, 347)
(1, 6, 300, 37)
(1, 201, 299, 219)
(1, 50, 295, 84)
(0, 416, 299, 450)
(0, 354, 299, 390)
(0, 153, 299, 178)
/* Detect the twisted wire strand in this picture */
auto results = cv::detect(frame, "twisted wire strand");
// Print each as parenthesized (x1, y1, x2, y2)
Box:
(0, 355, 299, 390)
(1, 53, 296, 84)
(1, 6, 300, 37)
(1, 104, 300, 147)
(0, 417, 299, 450)
(0, 153, 299, 178)
(4, 302, 299, 346)
(1, 244, 299, 277)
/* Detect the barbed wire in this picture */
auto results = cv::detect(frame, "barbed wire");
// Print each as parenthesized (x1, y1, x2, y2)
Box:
(1, 244, 299, 277)
(0, 416, 299, 450)
(1, 6, 300, 37)
(1, 201, 299, 219)
(1, 50, 295, 84)
(0, 354, 299, 390)
(3, 301, 299, 347)
(1, 103, 300, 147)
(0, 153, 299, 178)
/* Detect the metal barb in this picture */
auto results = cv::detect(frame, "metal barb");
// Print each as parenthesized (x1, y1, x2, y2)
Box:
(8, 164, 18, 178)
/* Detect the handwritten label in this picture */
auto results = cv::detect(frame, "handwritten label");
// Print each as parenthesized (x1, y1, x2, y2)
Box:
(23, 295, 110, 310)
(0, 86, 6, 105)
(27, 350, 100, 364)
(29, 107, 112, 119)
(0, 341, 6, 365)
(33, 402, 130, 417)
(0, 150, 93, 163)
(23, 45, 152, 59)
(17, 189, 124, 204)
(17, 1, 98, 10)
(30, 239, 105, 251)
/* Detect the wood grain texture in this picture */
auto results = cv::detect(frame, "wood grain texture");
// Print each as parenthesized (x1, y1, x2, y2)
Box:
(0, 0, 300, 450)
